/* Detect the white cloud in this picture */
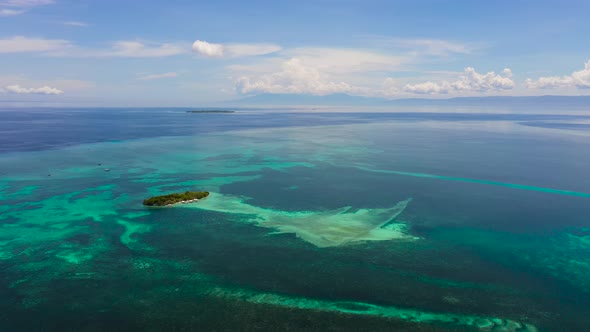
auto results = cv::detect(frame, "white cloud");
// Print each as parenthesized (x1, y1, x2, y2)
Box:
(63, 21, 88, 27)
(0, 76, 93, 92)
(192, 40, 224, 57)
(389, 38, 474, 56)
(217, 37, 485, 98)
(525, 76, 571, 89)
(138, 72, 178, 81)
(0, 36, 186, 57)
(192, 39, 281, 58)
(225, 43, 281, 57)
(525, 60, 590, 89)
(286, 47, 409, 74)
(226, 45, 421, 98)
(103, 41, 186, 58)
(229, 47, 411, 96)
(0, 0, 53, 16)
(55, 41, 188, 58)
(2, 84, 63, 95)
(0, 8, 24, 15)
(403, 81, 451, 94)
(403, 67, 514, 94)
(0, 36, 71, 53)
(226, 42, 514, 98)
(235, 58, 366, 96)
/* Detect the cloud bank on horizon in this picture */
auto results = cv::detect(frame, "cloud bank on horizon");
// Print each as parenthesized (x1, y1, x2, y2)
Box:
(0, 0, 589, 104)
(525, 61, 590, 90)
(403, 68, 514, 95)
(1, 84, 63, 95)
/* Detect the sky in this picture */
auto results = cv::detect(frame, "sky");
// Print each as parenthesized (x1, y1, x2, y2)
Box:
(0, 0, 589, 106)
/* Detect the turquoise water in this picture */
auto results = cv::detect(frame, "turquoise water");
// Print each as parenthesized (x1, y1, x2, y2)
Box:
(1, 109, 590, 331)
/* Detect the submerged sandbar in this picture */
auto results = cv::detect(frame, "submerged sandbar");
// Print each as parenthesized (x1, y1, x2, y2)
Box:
(184, 192, 416, 247)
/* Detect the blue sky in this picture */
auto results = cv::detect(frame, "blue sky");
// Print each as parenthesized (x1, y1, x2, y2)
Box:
(0, 0, 589, 105)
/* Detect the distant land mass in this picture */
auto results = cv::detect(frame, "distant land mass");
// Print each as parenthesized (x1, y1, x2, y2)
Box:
(234, 93, 590, 108)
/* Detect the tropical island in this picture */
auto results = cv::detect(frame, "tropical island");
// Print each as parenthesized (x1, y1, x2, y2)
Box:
(143, 191, 210, 206)
(186, 110, 235, 113)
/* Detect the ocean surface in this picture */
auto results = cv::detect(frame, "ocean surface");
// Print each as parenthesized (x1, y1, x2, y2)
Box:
(1, 107, 590, 331)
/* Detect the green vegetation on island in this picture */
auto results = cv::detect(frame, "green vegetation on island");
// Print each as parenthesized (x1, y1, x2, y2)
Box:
(143, 191, 210, 206)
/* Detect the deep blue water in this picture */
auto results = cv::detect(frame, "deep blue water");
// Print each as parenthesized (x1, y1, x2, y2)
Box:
(3, 107, 590, 152)
(1, 107, 590, 331)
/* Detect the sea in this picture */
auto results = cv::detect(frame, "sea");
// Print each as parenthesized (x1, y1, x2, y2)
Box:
(1, 105, 589, 331)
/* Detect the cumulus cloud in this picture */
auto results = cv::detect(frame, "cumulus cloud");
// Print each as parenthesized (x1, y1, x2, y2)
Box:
(192, 39, 281, 58)
(227, 45, 513, 98)
(230, 47, 409, 90)
(2, 84, 64, 95)
(403, 67, 514, 94)
(0, 36, 71, 53)
(192, 40, 224, 57)
(525, 60, 590, 89)
(404, 81, 451, 94)
(235, 58, 365, 96)
(138, 72, 178, 80)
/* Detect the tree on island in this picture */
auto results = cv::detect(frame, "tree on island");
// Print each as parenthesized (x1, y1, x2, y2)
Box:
(143, 191, 209, 206)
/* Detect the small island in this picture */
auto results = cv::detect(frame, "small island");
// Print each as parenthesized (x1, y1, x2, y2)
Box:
(186, 110, 235, 114)
(143, 191, 209, 207)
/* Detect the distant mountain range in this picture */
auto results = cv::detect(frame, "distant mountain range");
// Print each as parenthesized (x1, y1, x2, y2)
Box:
(233, 93, 590, 108)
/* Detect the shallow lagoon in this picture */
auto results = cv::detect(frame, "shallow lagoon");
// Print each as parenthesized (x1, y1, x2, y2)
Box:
(1, 109, 589, 331)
